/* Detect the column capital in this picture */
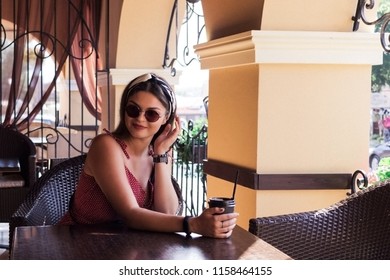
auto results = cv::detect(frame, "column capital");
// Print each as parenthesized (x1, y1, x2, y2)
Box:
(195, 30, 383, 69)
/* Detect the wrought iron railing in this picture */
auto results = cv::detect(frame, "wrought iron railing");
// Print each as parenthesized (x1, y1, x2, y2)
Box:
(173, 118, 208, 216)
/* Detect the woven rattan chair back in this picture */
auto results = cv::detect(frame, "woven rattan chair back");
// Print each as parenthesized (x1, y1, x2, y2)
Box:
(9, 154, 86, 248)
(249, 181, 390, 260)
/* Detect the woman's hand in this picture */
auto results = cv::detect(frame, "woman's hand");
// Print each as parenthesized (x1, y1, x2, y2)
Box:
(154, 115, 181, 154)
(189, 208, 239, 238)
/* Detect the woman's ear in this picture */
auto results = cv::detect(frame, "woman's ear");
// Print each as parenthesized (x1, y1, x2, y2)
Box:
(162, 114, 169, 125)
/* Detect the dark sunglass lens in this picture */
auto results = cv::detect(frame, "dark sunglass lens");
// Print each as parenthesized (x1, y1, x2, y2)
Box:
(145, 110, 161, 122)
(126, 105, 140, 118)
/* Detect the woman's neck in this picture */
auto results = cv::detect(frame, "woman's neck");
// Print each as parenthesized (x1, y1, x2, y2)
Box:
(123, 137, 152, 158)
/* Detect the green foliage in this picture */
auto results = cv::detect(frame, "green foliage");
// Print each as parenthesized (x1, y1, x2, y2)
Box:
(372, 54, 390, 92)
(376, 157, 390, 181)
(372, 1, 390, 92)
(175, 118, 208, 165)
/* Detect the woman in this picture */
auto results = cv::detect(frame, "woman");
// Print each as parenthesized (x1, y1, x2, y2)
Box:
(59, 73, 238, 238)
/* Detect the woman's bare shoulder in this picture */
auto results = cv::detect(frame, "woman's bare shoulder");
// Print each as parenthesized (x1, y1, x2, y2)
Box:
(90, 133, 118, 147)
(87, 133, 124, 158)
(84, 133, 124, 174)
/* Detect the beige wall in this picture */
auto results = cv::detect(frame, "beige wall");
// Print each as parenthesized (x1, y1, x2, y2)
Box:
(261, 0, 375, 32)
(208, 65, 259, 169)
(202, 0, 377, 41)
(258, 64, 371, 173)
(116, 0, 186, 68)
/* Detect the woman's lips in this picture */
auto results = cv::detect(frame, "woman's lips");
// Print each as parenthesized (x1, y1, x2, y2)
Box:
(133, 123, 147, 130)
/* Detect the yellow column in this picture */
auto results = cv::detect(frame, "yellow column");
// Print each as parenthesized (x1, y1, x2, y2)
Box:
(196, 1, 382, 229)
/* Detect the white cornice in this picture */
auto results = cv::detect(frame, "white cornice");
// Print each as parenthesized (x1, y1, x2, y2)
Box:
(194, 30, 383, 69)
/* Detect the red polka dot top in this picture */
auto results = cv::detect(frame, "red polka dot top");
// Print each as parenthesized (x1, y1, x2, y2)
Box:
(58, 131, 154, 225)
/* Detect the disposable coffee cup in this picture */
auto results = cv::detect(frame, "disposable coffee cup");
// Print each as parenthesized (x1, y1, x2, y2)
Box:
(208, 197, 235, 214)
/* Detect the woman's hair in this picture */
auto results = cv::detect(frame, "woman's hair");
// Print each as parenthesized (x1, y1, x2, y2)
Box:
(112, 73, 177, 145)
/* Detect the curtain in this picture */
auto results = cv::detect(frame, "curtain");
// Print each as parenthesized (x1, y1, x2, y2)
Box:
(1, 0, 102, 130)
(70, 0, 102, 120)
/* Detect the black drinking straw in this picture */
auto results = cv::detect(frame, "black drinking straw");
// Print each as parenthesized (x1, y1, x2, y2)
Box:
(232, 170, 239, 200)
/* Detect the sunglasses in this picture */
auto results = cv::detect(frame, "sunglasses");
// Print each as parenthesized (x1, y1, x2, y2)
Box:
(125, 104, 163, 123)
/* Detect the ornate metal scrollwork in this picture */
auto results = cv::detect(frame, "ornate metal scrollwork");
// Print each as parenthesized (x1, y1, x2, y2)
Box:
(353, 0, 390, 52)
(1, 28, 95, 60)
(348, 169, 368, 195)
(163, 0, 205, 76)
(25, 126, 93, 153)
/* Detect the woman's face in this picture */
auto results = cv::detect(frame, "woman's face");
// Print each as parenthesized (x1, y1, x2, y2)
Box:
(125, 91, 168, 141)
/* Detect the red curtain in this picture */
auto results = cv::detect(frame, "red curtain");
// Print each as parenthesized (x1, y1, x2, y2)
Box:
(1, 0, 102, 130)
(70, 0, 103, 120)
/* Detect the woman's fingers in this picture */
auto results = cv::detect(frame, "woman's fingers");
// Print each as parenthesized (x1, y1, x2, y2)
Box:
(209, 212, 238, 238)
(194, 208, 239, 238)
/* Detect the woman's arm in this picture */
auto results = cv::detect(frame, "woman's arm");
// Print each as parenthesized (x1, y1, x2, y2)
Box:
(152, 115, 182, 214)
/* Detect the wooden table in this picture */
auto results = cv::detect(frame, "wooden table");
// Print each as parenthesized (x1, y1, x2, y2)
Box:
(11, 224, 291, 260)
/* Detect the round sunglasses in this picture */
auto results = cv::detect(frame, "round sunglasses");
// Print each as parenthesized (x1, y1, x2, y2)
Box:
(125, 104, 164, 122)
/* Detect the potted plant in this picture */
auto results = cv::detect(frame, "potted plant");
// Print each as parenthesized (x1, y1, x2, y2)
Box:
(175, 118, 207, 165)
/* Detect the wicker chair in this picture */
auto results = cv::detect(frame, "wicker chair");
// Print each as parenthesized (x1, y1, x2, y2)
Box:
(9, 154, 184, 249)
(9, 154, 86, 249)
(249, 180, 390, 260)
(0, 125, 36, 223)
